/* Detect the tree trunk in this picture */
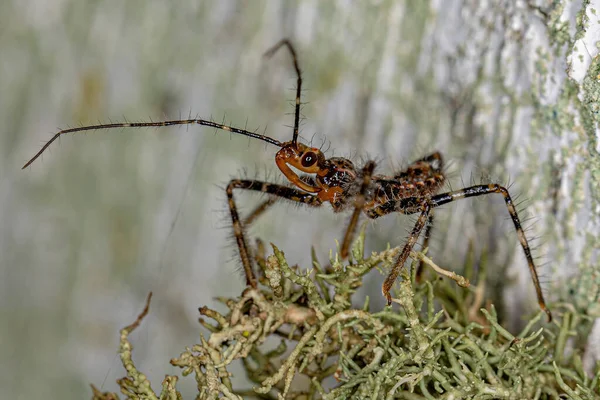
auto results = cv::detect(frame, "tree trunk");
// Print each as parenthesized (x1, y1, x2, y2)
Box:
(5, 0, 599, 397)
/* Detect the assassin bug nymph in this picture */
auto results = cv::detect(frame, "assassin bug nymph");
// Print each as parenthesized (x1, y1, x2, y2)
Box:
(23, 40, 552, 321)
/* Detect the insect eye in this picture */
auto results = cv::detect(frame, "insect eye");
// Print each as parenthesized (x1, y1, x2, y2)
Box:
(301, 151, 318, 167)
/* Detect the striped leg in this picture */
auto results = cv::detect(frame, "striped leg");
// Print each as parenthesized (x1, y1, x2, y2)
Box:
(382, 202, 431, 305)
(242, 177, 318, 228)
(341, 161, 376, 258)
(226, 179, 323, 288)
(415, 212, 435, 282)
(431, 184, 551, 321)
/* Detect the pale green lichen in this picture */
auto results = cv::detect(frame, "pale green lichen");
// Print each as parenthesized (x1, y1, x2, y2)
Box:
(91, 232, 600, 399)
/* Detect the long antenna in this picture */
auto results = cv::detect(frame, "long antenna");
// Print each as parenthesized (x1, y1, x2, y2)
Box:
(22, 118, 282, 169)
(264, 39, 302, 146)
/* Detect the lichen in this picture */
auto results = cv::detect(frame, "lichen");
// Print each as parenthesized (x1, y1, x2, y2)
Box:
(91, 231, 600, 399)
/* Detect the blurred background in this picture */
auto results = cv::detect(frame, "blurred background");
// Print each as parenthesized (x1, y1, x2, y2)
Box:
(2, 0, 599, 398)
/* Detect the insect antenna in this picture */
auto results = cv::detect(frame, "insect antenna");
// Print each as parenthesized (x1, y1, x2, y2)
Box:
(22, 118, 283, 169)
(264, 39, 302, 146)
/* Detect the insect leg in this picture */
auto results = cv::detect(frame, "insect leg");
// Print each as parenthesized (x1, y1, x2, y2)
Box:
(243, 198, 277, 227)
(431, 184, 551, 321)
(243, 176, 318, 228)
(341, 161, 376, 258)
(226, 179, 323, 288)
(415, 212, 435, 282)
(382, 202, 431, 305)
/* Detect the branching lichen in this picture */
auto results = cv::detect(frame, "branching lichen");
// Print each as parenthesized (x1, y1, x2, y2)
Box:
(91, 231, 600, 399)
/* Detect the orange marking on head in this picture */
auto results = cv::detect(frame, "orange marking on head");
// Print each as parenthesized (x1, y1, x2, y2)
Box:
(317, 187, 344, 203)
(275, 141, 326, 193)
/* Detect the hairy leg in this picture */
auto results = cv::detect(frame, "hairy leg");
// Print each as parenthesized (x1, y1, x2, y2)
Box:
(226, 179, 323, 287)
(341, 161, 376, 258)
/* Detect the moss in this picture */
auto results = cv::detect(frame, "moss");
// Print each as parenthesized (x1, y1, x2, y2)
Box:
(91, 231, 599, 399)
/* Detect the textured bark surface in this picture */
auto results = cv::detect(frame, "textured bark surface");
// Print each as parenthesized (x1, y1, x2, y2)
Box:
(2, 1, 599, 398)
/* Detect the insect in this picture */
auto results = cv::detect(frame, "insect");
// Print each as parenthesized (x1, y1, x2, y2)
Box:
(23, 39, 551, 321)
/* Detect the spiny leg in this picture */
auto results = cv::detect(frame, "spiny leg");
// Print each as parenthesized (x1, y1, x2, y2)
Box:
(382, 202, 431, 305)
(431, 183, 552, 321)
(242, 176, 318, 228)
(264, 39, 302, 145)
(226, 179, 323, 288)
(341, 161, 376, 259)
(415, 212, 435, 282)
